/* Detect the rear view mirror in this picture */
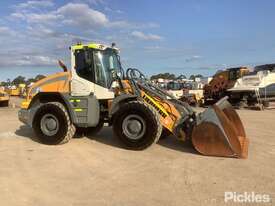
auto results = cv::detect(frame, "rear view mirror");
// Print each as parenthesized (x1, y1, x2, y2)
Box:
(58, 60, 68, 72)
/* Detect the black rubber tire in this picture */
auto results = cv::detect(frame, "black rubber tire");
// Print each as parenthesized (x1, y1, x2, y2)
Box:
(263, 101, 270, 108)
(76, 120, 104, 137)
(0, 100, 9, 107)
(113, 101, 162, 150)
(238, 101, 246, 109)
(33, 102, 75, 145)
(159, 128, 172, 140)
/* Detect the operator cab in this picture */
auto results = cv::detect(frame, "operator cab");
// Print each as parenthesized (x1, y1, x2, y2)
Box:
(70, 43, 122, 98)
(167, 81, 184, 90)
(228, 67, 250, 80)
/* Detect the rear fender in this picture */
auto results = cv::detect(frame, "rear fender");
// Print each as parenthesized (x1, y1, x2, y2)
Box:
(25, 92, 75, 127)
(27, 92, 100, 128)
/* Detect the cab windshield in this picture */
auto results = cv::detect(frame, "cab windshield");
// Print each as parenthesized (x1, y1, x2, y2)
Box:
(75, 48, 122, 88)
(94, 48, 121, 88)
(167, 82, 184, 90)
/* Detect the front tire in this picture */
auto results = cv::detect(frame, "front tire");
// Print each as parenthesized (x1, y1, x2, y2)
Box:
(33, 102, 75, 145)
(113, 101, 162, 150)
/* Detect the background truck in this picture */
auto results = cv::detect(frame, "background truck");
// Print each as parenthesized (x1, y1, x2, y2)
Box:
(203, 67, 250, 104)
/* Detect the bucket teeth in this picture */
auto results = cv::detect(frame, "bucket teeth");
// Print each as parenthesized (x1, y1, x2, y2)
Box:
(192, 99, 249, 158)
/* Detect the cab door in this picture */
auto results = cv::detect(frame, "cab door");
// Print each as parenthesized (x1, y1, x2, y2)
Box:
(70, 48, 95, 96)
(92, 50, 115, 100)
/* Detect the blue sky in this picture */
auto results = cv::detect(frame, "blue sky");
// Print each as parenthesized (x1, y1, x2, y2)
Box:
(0, 0, 275, 81)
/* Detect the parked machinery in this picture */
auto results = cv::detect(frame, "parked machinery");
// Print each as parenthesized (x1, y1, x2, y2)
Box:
(0, 87, 9, 107)
(228, 64, 275, 108)
(203, 67, 250, 104)
(166, 81, 204, 106)
(166, 81, 185, 99)
(18, 42, 249, 158)
(6, 85, 20, 96)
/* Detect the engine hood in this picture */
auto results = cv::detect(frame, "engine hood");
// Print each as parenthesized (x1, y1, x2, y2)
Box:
(28, 71, 71, 99)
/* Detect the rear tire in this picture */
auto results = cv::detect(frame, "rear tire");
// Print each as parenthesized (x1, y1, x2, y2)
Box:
(33, 102, 75, 145)
(113, 101, 162, 150)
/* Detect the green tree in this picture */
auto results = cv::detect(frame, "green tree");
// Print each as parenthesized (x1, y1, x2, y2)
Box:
(12, 76, 25, 85)
(150, 73, 177, 80)
(0, 79, 10, 86)
(177, 74, 187, 79)
(189, 74, 204, 80)
(35, 74, 46, 81)
(26, 78, 36, 85)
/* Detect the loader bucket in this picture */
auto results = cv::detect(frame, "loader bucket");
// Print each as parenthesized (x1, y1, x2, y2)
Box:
(192, 97, 249, 158)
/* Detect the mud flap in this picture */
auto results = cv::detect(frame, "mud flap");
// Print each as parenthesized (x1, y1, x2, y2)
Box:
(192, 97, 249, 158)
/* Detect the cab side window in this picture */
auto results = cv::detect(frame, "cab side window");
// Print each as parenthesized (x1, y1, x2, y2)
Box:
(229, 71, 236, 80)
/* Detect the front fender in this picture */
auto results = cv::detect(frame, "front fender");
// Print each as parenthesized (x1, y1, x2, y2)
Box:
(109, 94, 137, 117)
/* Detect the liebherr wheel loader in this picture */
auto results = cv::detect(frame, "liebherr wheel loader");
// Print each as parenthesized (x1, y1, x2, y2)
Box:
(18, 43, 249, 158)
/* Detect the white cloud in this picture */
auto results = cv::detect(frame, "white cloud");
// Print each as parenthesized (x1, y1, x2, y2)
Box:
(57, 3, 109, 28)
(104, 6, 123, 14)
(10, 12, 61, 25)
(14, 0, 54, 9)
(144, 46, 162, 51)
(185, 55, 202, 62)
(10, 2, 160, 30)
(0, 26, 15, 36)
(142, 22, 160, 28)
(27, 13, 62, 24)
(131, 31, 163, 41)
(1, 1, 163, 68)
(10, 12, 25, 19)
(0, 54, 56, 67)
(0, 26, 11, 34)
(86, 0, 105, 5)
(19, 55, 56, 66)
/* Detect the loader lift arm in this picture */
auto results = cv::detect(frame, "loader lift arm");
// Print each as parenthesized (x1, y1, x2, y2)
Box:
(118, 68, 249, 158)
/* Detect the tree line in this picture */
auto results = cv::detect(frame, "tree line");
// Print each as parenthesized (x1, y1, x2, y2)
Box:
(0, 75, 46, 86)
(150, 73, 204, 81)
(1, 73, 204, 86)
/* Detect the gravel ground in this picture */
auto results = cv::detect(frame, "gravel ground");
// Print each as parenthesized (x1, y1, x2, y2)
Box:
(0, 97, 274, 206)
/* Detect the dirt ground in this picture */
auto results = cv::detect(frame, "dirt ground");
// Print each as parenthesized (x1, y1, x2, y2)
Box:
(0, 97, 274, 206)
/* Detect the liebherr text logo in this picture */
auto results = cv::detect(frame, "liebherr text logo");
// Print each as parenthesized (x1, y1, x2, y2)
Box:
(142, 94, 167, 118)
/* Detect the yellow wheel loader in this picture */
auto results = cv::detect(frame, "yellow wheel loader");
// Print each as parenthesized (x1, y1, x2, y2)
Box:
(18, 43, 249, 158)
(0, 88, 9, 107)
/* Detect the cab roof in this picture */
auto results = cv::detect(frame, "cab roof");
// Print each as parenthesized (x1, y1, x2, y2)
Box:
(226, 66, 249, 72)
(71, 43, 119, 51)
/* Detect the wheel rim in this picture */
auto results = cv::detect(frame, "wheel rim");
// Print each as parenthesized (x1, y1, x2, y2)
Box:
(122, 114, 146, 140)
(40, 114, 59, 136)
